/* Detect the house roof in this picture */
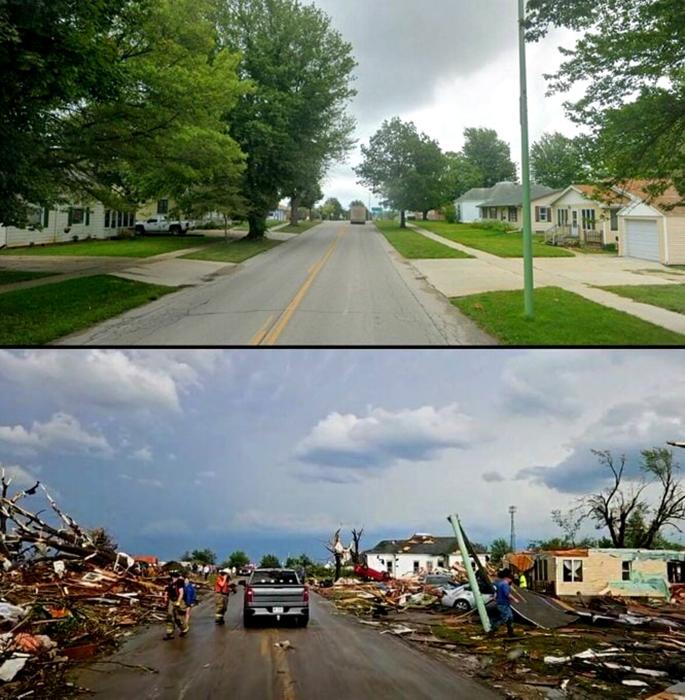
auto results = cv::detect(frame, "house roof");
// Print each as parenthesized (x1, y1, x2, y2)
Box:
(550, 184, 631, 208)
(456, 187, 493, 204)
(616, 180, 685, 218)
(478, 182, 557, 207)
(364, 533, 486, 556)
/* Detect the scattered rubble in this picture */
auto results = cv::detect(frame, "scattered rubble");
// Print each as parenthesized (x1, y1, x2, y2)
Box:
(315, 573, 685, 699)
(0, 473, 185, 698)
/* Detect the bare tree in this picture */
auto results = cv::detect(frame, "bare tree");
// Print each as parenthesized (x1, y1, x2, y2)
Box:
(553, 448, 685, 549)
(324, 528, 344, 581)
(350, 527, 364, 565)
(639, 448, 685, 548)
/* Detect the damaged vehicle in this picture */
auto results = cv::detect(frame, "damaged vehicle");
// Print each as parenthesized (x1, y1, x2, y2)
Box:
(440, 582, 495, 612)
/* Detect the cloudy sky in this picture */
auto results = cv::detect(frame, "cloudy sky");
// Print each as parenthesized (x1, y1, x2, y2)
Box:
(308, 0, 585, 207)
(1, 350, 683, 562)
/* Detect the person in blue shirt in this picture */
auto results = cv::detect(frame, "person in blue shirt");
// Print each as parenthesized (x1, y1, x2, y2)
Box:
(488, 569, 521, 638)
(182, 575, 197, 634)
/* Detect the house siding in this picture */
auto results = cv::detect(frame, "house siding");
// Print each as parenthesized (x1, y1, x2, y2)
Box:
(666, 216, 685, 264)
(365, 551, 468, 578)
(531, 192, 558, 233)
(2, 203, 126, 249)
(550, 189, 616, 245)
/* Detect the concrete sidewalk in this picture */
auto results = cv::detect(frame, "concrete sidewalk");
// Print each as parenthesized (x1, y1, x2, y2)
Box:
(409, 224, 685, 335)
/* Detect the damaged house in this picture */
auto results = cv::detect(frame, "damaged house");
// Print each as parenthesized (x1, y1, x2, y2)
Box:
(363, 533, 488, 578)
(530, 548, 685, 600)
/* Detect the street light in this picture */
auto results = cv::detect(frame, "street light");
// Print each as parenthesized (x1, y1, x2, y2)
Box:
(518, 0, 534, 318)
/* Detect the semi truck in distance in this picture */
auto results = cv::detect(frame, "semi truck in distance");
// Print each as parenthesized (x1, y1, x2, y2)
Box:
(350, 205, 367, 225)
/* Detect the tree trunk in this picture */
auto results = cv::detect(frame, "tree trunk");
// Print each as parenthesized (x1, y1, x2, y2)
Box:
(422, 210, 428, 221)
(290, 196, 300, 227)
(400, 210, 406, 228)
(247, 212, 267, 238)
(334, 554, 342, 581)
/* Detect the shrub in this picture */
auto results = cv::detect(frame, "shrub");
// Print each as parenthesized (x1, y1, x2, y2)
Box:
(603, 243, 617, 252)
(472, 220, 517, 233)
(442, 203, 457, 224)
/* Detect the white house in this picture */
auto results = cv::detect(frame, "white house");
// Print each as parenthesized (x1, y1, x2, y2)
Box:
(617, 181, 685, 265)
(0, 202, 134, 248)
(455, 188, 493, 223)
(363, 533, 488, 579)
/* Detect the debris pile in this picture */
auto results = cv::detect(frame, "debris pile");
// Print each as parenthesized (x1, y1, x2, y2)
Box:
(0, 474, 169, 698)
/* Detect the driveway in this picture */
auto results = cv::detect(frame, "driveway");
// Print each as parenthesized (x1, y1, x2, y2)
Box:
(410, 224, 685, 335)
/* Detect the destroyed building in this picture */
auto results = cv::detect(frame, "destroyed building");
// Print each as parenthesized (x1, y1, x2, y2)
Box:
(363, 533, 489, 578)
(529, 548, 685, 600)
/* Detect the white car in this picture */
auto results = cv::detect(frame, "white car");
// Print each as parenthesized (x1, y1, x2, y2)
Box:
(440, 583, 495, 612)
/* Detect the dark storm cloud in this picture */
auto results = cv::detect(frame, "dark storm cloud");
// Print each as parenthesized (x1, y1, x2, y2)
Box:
(311, 0, 518, 124)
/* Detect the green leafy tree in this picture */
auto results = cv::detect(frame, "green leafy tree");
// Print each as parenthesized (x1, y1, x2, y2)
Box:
(530, 132, 589, 189)
(462, 128, 517, 187)
(190, 548, 216, 565)
(1, 0, 247, 225)
(215, 0, 357, 238)
(526, 0, 685, 203)
(223, 550, 250, 569)
(443, 151, 483, 200)
(489, 538, 511, 567)
(355, 118, 448, 227)
(320, 197, 345, 220)
(285, 553, 314, 569)
(260, 553, 281, 568)
(349, 200, 365, 208)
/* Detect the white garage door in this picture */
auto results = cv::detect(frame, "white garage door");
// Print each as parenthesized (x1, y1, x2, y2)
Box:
(625, 219, 660, 262)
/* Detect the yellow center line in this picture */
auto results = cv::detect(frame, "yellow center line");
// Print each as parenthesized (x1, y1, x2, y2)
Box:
(249, 314, 276, 346)
(258, 226, 347, 346)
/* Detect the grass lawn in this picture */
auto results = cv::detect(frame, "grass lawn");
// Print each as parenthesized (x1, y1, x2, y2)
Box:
(452, 287, 685, 345)
(417, 221, 575, 258)
(0, 235, 216, 258)
(278, 220, 321, 234)
(375, 221, 473, 259)
(599, 284, 685, 315)
(0, 270, 57, 285)
(183, 237, 282, 263)
(0, 275, 175, 345)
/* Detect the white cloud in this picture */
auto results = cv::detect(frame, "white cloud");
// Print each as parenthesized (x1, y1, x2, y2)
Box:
(0, 413, 113, 457)
(141, 518, 188, 535)
(0, 350, 223, 413)
(296, 404, 474, 478)
(0, 464, 39, 489)
(132, 446, 153, 462)
(231, 508, 342, 534)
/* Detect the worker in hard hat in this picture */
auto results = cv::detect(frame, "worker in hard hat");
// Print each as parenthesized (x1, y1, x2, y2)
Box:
(214, 569, 232, 625)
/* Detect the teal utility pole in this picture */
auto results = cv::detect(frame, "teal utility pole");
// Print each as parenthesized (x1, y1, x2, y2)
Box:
(518, 0, 534, 318)
(447, 514, 491, 633)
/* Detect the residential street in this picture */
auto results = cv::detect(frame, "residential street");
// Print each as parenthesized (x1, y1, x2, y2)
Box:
(60, 221, 493, 346)
(71, 593, 499, 700)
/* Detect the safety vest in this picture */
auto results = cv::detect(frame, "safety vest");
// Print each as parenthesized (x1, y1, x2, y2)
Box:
(214, 575, 230, 594)
(519, 574, 528, 589)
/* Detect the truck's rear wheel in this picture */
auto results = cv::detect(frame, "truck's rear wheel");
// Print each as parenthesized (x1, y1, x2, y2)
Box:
(170, 225, 182, 236)
(243, 613, 254, 628)
(297, 615, 309, 628)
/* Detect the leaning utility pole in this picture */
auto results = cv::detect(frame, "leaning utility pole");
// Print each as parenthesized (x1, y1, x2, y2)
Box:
(447, 514, 491, 633)
(518, 0, 535, 318)
(509, 505, 517, 552)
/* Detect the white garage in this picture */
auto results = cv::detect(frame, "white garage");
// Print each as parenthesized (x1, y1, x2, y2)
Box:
(623, 219, 660, 262)
(618, 183, 685, 265)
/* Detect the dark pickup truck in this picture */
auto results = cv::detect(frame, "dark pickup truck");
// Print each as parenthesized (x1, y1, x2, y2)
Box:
(243, 568, 309, 628)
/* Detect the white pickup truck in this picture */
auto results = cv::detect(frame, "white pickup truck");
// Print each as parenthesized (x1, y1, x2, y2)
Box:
(134, 216, 193, 235)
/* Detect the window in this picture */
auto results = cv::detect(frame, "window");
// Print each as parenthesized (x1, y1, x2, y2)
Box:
(105, 210, 110, 228)
(668, 561, 685, 583)
(85, 208, 90, 226)
(558, 209, 569, 226)
(157, 199, 169, 215)
(622, 561, 632, 581)
(535, 207, 550, 222)
(581, 208, 596, 230)
(386, 561, 393, 574)
(437, 559, 445, 569)
(413, 560, 420, 574)
(610, 209, 619, 232)
(508, 207, 518, 222)
(425, 561, 433, 573)
(69, 208, 84, 225)
(562, 559, 583, 583)
(43, 207, 50, 228)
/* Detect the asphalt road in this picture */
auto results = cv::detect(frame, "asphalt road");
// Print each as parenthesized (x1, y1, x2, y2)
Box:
(71, 593, 499, 700)
(60, 221, 493, 346)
